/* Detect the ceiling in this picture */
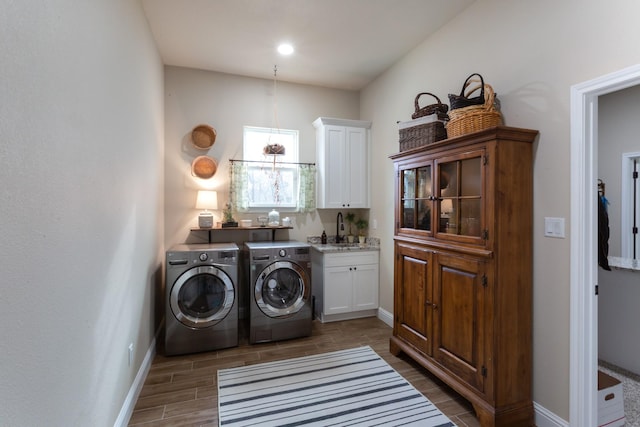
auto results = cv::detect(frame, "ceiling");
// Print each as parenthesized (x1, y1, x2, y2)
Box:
(141, 0, 475, 91)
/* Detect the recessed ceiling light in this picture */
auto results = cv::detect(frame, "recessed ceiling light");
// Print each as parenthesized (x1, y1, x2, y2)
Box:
(277, 43, 294, 55)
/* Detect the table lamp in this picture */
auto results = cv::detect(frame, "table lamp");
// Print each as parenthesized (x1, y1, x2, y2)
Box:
(196, 190, 218, 228)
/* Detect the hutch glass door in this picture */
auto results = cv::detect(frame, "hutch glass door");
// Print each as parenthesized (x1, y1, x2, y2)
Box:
(401, 165, 432, 232)
(437, 150, 484, 240)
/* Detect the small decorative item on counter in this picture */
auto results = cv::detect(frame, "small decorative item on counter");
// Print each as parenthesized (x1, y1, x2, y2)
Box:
(345, 212, 356, 241)
(221, 203, 238, 228)
(268, 209, 280, 226)
(355, 218, 368, 245)
(321, 230, 327, 244)
(282, 217, 292, 227)
(258, 215, 268, 227)
(240, 219, 252, 228)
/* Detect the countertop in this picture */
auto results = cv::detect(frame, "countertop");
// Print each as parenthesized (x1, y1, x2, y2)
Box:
(311, 243, 380, 253)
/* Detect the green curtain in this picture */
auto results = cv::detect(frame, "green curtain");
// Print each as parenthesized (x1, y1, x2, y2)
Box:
(297, 163, 316, 213)
(229, 161, 250, 212)
(229, 160, 316, 213)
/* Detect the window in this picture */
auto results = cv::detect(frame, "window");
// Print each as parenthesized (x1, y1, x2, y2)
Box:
(242, 126, 298, 209)
(622, 152, 640, 259)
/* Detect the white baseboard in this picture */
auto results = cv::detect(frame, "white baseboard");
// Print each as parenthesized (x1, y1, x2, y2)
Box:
(377, 307, 393, 327)
(533, 401, 569, 427)
(114, 335, 157, 427)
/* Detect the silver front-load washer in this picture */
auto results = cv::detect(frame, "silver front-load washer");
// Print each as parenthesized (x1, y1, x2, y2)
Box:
(245, 241, 312, 344)
(165, 243, 239, 356)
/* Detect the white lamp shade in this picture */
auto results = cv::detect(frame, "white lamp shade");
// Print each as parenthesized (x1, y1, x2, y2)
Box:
(196, 190, 218, 210)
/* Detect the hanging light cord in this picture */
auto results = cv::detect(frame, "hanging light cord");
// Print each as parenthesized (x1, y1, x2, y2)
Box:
(269, 64, 282, 171)
(272, 65, 281, 135)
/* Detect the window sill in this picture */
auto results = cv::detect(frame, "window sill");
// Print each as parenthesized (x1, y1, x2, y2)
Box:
(608, 256, 640, 272)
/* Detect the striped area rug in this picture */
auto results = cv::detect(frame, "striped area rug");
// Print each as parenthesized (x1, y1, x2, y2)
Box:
(217, 346, 456, 426)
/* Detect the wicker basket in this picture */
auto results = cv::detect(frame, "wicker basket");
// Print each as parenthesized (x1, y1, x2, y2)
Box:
(191, 155, 218, 179)
(412, 92, 449, 119)
(191, 124, 217, 150)
(446, 84, 502, 138)
(399, 117, 447, 151)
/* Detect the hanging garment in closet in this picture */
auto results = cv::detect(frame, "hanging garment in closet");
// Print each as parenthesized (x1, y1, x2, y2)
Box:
(598, 194, 611, 271)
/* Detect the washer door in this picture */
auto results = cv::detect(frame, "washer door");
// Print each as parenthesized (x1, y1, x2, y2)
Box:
(255, 261, 310, 318)
(170, 265, 235, 328)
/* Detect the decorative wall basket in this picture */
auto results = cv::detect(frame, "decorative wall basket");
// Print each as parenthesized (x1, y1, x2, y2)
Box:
(191, 155, 218, 179)
(191, 124, 217, 150)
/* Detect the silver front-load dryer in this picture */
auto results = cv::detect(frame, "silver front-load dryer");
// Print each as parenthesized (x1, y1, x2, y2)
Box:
(165, 243, 239, 356)
(245, 241, 312, 344)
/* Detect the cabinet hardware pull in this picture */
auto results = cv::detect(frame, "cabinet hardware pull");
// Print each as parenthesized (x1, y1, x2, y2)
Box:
(425, 300, 437, 309)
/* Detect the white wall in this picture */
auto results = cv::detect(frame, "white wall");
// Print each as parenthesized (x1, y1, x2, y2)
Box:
(360, 0, 640, 421)
(0, 1, 164, 426)
(598, 85, 640, 375)
(163, 66, 360, 249)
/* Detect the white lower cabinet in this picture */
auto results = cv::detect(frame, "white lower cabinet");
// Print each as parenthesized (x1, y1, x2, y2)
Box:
(312, 249, 379, 322)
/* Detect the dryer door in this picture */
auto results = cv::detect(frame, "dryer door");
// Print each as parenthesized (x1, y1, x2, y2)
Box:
(170, 266, 235, 328)
(255, 261, 310, 318)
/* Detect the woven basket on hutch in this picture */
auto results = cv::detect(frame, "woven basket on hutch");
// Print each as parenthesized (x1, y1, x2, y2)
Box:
(399, 121, 447, 151)
(412, 92, 449, 119)
(398, 92, 449, 151)
(446, 83, 502, 138)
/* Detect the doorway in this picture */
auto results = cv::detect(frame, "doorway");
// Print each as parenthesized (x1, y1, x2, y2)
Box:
(570, 64, 640, 426)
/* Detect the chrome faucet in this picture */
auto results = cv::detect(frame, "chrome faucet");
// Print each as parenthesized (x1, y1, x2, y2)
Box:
(336, 212, 345, 243)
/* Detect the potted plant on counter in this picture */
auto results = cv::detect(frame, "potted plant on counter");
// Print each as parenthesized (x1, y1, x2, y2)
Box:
(355, 218, 368, 245)
(222, 203, 238, 228)
(345, 212, 356, 243)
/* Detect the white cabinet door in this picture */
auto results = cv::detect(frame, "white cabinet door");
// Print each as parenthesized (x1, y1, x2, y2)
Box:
(346, 126, 369, 208)
(314, 117, 371, 209)
(324, 125, 347, 209)
(352, 263, 379, 311)
(323, 266, 353, 315)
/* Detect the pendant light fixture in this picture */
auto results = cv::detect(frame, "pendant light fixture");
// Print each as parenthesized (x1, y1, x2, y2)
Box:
(263, 65, 285, 160)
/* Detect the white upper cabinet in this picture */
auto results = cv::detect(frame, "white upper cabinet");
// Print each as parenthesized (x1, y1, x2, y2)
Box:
(313, 117, 372, 209)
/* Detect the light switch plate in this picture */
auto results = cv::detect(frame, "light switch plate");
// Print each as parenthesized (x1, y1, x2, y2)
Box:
(544, 217, 565, 238)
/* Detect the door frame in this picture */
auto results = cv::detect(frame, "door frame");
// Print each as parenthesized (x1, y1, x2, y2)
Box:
(569, 63, 640, 426)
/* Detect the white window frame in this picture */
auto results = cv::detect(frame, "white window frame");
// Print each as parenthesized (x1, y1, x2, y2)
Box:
(621, 151, 640, 259)
(242, 126, 299, 210)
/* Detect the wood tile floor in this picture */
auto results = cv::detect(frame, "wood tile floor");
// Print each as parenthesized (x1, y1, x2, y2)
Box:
(128, 317, 480, 426)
